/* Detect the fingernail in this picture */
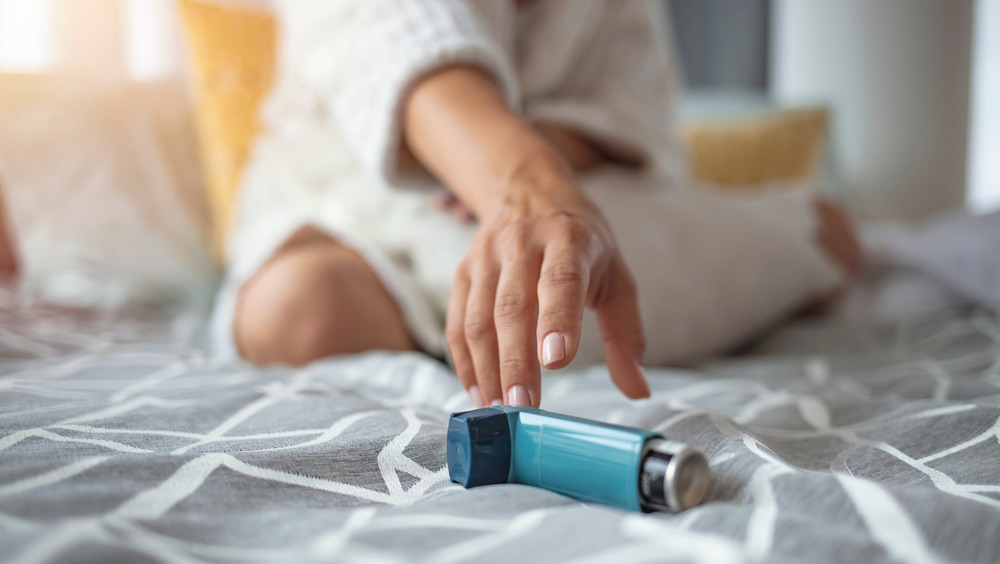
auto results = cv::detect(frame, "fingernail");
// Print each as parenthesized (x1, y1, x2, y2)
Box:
(508, 384, 532, 407)
(468, 385, 483, 407)
(542, 332, 566, 366)
(490, 398, 503, 407)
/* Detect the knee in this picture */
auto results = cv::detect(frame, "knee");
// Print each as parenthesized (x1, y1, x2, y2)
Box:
(814, 198, 864, 279)
(234, 247, 374, 366)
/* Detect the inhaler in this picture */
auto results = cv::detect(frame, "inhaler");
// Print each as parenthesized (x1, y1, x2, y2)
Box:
(447, 406, 710, 512)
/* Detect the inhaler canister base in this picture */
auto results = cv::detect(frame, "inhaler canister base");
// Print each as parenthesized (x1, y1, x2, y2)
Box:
(639, 439, 710, 512)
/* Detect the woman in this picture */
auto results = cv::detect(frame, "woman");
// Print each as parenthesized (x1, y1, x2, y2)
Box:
(213, 0, 860, 409)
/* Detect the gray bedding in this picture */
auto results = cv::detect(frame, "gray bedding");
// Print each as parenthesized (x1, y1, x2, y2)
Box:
(1, 285, 999, 563)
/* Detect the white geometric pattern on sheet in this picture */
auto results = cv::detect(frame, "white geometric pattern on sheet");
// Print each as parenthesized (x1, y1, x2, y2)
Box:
(1, 286, 999, 563)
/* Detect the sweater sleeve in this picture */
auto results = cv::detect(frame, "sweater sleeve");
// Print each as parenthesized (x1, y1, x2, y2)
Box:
(522, 0, 685, 181)
(273, 0, 520, 188)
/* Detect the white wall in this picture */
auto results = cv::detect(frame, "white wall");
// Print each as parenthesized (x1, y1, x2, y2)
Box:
(968, 0, 1000, 215)
(0, 0, 53, 70)
(0, 0, 181, 82)
(771, 0, 974, 221)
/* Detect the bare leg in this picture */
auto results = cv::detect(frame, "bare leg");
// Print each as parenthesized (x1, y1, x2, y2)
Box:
(0, 178, 19, 275)
(814, 198, 864, 278)
(234, 227, 416, 366)
(804, 198, 864, 311)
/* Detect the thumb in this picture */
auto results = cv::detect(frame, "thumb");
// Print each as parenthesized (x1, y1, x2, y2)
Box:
(594, 260, 649, 399)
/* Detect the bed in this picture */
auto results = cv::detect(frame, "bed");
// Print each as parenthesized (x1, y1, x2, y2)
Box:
(2, 262, 999, 564)
(1, 3, 998, 557)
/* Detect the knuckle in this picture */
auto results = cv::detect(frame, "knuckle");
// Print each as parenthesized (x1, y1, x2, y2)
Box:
(494, 292, 531, 322)
(476, 234, 495, 254)
(500, 357, 530, 377)
(470, 250, 493, 273)
(540, 261, 586, 290)
(539, 306, 579, 327)
(557, 216, 591, 248)
(550, 213, 591, 243)
(603, 326, 645, 351)
(500, 220, 532, 249)
(463, 311, 495, 340)
(453, 263, 473, 288)
(444, 324, 465, 345)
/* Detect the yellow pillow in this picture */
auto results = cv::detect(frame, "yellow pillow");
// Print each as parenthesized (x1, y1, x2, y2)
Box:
(682, 107, 829, 188)
(177, 0, 277, 258)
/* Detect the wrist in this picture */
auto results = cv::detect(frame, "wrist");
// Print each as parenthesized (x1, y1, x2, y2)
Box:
(484, 135, 590, 218)
(533, 121, 608, 172)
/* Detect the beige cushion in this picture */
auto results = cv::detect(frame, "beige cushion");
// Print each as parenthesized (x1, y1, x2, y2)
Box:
(0, 74, 215, 307)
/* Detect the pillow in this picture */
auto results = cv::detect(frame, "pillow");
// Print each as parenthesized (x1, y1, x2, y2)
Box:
(682, 107, 829, 189)
(177, 0, 277, 257)
(0, 75, 216, 309)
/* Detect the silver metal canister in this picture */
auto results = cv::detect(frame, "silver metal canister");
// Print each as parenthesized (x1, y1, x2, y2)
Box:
(639, 439, 711, 512)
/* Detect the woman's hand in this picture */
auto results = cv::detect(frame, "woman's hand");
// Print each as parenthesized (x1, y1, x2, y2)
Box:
(403, 66, 648, 407)
(446, 159, 649, 407)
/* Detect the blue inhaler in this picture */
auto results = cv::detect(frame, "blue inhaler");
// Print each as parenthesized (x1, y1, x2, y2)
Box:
(447, 406, 710, 512)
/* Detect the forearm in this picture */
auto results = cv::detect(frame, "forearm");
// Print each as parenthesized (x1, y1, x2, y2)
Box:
(533, 121, 609, 172)
(402, 66, 590, 220)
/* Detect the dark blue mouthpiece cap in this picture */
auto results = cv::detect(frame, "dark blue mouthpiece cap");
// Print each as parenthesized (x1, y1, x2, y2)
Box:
(447, 407, 512, 487)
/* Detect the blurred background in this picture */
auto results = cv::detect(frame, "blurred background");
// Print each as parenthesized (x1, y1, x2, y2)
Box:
(0, 0, 996, 308)
(669, 0, 998, 220)
(1, 0, 996, 219)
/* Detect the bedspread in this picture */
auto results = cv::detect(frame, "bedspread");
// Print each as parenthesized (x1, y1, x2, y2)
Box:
(1, 289, 1000, 563)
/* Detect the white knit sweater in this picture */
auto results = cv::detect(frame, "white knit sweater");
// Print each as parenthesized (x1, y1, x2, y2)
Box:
(264, 0, 685, 189)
